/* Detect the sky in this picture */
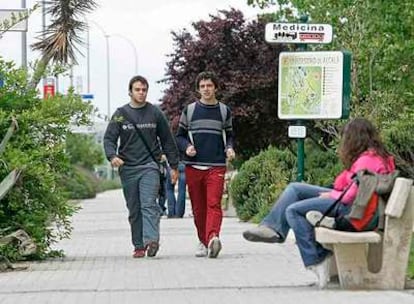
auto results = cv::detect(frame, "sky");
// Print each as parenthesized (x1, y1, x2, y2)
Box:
(0, 0, 272, 120)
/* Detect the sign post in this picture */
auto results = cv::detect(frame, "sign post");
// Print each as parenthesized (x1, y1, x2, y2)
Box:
(266, 16, 351, 181)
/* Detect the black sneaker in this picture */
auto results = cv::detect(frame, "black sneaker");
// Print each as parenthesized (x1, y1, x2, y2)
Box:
(146, 242, 159, 257)
(242, 226, 284, 243)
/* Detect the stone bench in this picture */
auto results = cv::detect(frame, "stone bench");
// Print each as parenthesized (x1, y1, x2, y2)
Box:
(315, 177, 414, 289)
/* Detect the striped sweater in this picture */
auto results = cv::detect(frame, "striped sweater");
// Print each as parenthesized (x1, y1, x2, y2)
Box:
(176, 101, 234, 166)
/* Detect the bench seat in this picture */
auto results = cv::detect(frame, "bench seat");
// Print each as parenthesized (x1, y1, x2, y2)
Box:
(315, 227, 381, 244)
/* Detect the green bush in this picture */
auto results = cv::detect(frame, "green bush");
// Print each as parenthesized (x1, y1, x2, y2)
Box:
(231, 142, 342, 222)
(304, 143, 343, 187)
(230, 146, 295, 221)
(0, 58, 94, 260)
(63, 166, 99, 199)
(97, 177, 122, 192)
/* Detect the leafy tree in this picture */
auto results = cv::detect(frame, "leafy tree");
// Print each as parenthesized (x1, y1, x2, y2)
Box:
(0, 58, 94, 259)
(0, 4, 39, 37)
(247, 0, 414, 177)
(65, 133, 104, 171)
(29, 0, 98, 88)
(160, 9, 289, 158)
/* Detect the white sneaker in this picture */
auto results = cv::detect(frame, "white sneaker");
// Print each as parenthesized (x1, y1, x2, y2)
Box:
(306, 211, 335, 228)
(307, 257, 331, 288)
(208, 236, 222, 258)
(195, 242, 207, 257)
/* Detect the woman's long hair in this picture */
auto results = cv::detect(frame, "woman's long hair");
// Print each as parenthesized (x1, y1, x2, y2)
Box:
(338, 118, 390, 168)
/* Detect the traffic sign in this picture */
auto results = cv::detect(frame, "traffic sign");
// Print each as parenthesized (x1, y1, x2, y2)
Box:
(265, 23, 333, 44)
(81, 94, 94, 99)
(43, 77, 55, 99)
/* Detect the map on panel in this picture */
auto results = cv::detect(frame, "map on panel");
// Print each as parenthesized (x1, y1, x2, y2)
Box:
(278, 51, 344, 120)
(280, 66, 322, 115)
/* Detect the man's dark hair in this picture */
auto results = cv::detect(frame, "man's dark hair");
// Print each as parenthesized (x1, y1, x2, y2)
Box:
(195, 71, 219, 90)
(128, 75, 149, 92)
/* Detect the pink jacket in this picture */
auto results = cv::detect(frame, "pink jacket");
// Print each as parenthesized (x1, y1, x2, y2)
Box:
(330, 150, 395, 204)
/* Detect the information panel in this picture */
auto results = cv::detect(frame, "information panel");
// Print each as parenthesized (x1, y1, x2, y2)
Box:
(278, 51, 350, 120)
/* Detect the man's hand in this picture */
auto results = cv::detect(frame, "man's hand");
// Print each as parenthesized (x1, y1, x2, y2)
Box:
(226, 148, 236, 161)
(170, 168, 179, 184)
(186, 145, 197, 157)
(110, 156, 124, 168)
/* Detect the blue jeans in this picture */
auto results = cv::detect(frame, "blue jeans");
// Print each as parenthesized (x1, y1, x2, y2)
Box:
(261, 182, 350, 267)
(166, 162, 186, 217)
(119, 165, 161, 249)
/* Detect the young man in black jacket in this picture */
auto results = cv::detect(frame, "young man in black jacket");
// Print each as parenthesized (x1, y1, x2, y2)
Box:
(104, 75, 179, 258)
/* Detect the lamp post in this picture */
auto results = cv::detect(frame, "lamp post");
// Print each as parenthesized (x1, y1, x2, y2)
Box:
(89, 20, 111, 121)
(21, 0, 27, 68)
(110, 33, 139, 74)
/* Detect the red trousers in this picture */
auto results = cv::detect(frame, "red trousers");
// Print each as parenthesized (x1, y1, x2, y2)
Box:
(185, 166, 226, 246)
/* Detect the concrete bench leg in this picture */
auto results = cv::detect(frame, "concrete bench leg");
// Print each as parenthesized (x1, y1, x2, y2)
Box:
(332, 243, 369, 289)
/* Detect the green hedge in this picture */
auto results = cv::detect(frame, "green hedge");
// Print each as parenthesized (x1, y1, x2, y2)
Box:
(63, 166, 99, 199)
(230, 142, 342, 222)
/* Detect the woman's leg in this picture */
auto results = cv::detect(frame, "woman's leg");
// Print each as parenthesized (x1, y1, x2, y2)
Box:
(261, 183, 331, 240)
(285, 198, 350, 267)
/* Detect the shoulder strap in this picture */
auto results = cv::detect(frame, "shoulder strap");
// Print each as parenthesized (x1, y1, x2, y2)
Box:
(315, 178, 356, 227)
(219, 102, 227, 125)
(219, 102, 227, 146)
(117, 107, 159, 165)
(186, 102, 196, 145)
(187, 102, 196, 127)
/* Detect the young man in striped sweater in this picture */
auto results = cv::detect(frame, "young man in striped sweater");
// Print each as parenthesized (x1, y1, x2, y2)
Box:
(176, 71, 236, 258)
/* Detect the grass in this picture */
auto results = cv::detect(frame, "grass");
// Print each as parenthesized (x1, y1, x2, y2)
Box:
(408, 236, 414, 279)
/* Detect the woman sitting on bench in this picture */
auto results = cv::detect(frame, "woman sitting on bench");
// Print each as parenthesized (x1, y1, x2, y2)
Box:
(242, 118, 395, 287)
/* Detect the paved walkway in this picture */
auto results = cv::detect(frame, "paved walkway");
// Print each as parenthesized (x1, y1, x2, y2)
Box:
(0, 190, 413, 303)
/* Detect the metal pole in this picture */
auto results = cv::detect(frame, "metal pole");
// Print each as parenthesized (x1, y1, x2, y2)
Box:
(42, 0, 46, 89)
(111, 34, 138, 74)
(89, 20, 110, 119)
(296, 121, 305, 182)
(296, 15, 308, 182)
(69, 65, 73, 87)
(21, 0, 27, 69)
(105, 34, 111, 120)
(86, 23, 90, 93)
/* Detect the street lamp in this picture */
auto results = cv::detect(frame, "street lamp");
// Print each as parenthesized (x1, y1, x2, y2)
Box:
(86, 21, 139, 120)
(110, 33, 139, 74)
(21, 0, 27, 68)
(88, 20, 111, 121)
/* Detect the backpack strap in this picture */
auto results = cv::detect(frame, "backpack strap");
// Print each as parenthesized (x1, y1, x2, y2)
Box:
(186, 102, 196, 145)
(219, 102, 227, 147)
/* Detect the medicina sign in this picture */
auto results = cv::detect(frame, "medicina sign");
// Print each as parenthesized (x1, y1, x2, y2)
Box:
(265, 23, 333, 44)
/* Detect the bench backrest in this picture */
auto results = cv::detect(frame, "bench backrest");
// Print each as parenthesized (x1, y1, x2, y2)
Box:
(384, 177, 413, 218)
(369, 177, 414, 273)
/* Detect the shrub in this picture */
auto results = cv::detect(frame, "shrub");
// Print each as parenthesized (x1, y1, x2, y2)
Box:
(230, 142, 342, 222)
(0, 58, 94, 260)
(63, 166, 99, 199)
(230, 146, 295, 221)
(97, 177, 122, 192)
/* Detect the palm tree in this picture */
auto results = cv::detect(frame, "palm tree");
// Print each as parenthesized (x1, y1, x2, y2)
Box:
(29, 0, 97, 88)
